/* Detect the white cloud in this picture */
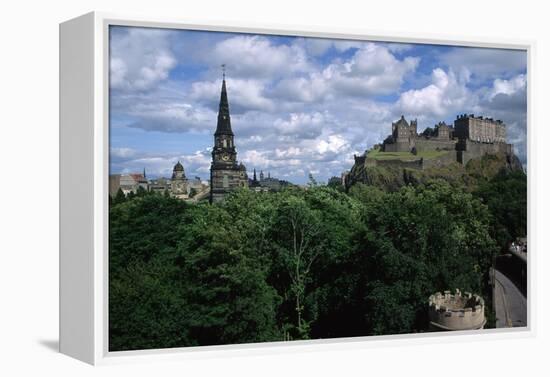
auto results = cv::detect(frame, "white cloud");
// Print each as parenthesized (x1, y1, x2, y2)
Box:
(181, 151, 212, 174)
(273, 112, 328, 139)
(111, 147, 137, 159)
(272, 74, 328, 103)
(325, 43, 419, 97)
(127, 102, 215, 133)
(209, 35, 311, 79)
(476, 74, 528, 164)
(110, 28, 177, 91)
(241, 149, 271, 167)
(191, 78, 274, 113)
(396, 68, 472, 117)
(272, 43, 420, 103)
(316, 134, 349, 155)
(440, 47, 526, 81)
(489, 74, 526, 99)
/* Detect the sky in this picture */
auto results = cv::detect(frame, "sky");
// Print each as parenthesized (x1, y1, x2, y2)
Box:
(109, 26, 527, 184)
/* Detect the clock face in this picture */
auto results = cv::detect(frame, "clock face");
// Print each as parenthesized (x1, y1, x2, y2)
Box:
(221, 153, 230, 161)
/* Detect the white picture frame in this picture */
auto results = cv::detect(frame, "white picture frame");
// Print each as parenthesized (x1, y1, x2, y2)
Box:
(59, 11, 535, 365)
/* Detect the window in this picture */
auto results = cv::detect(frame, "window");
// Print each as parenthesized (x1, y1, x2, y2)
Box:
(223, 175, 229, 188)
(223, 139, 227, 148)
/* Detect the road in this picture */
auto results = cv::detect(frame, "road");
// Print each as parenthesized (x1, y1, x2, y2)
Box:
(493, 268, 527, 328)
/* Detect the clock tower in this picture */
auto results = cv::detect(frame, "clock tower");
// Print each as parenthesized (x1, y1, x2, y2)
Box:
(210, 72, 248, 203)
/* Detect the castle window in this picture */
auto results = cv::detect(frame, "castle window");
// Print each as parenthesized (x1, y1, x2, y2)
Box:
(223, 175, 229, 188)
(223, 139, 227, 148)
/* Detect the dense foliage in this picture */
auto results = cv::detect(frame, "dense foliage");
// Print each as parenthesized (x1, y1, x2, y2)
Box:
(109, 171, 523, 350)
(473, 170, 527, 250)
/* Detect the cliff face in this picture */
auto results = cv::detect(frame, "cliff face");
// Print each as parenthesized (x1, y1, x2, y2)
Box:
(345, 152, 524, 192)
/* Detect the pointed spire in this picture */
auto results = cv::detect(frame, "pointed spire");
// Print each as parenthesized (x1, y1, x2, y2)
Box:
(215, 65, 233, 136)
(143, 167, 146, 179)
(253, 168, 257, 182)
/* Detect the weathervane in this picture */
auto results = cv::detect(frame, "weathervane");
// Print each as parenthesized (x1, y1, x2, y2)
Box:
(221, 64, 226, 80)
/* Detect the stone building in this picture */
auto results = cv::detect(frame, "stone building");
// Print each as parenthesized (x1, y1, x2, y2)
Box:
(248, 169, 287, 192)
(249, 169, 269, 192)
(429, 289, 486, 331)
(187, 176, 206, 196)
(378, 114, 514, 166)
(210, 77, 248, 203)
(109, 170, 148, 196)
(454, 114, 506, 143)
(261, 175, 284, 191)
(345, 113, 520, 189)
(383, 116, 419, 153)
(382, 114, 508, 156)
(383, 115, 456, 153)
(171, 161, 188, 197)
(148, 177, 170, 194)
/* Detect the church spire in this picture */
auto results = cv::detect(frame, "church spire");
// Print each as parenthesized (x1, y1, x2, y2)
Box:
(215, 64, 233, 136)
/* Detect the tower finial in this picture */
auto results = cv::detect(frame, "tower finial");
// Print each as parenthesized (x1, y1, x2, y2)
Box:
(221, 64, 226, 80)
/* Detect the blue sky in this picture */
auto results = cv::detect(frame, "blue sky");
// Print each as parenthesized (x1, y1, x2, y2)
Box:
(109, 26, 527, 184)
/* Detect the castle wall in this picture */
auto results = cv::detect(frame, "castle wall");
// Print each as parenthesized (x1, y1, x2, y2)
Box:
(457, 140, 512, 165)
(384, 136, 456, 153)
(414, 138, 456, 152)
(383, 141, 411, 153)
(429, 291, 486, 331)
(374, 158, 423, 170)
(422, 151, 459, 169)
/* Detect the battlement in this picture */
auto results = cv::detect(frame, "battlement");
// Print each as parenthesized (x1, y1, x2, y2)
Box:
(456, 113, 504, 124)
(429, 289, 486, 331)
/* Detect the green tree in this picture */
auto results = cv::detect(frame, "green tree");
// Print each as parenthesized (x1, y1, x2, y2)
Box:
(109, 194, 191, 350)
(264, 187, 362, 339)
(109, 259, 190, 351)
(176, 203, 281, 345)
(136, 185, 147, 197)
(113, 188, 126, 205)
(108, 178, 504, 349)
(109, 194, 189, 270)
(474, 170, 527, 249)
(351, 180, 497, 334)
(327, 176, 344, 192)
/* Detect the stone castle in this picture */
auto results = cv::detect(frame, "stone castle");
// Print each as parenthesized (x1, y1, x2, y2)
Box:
(384, 114, 508, 158)
(350, 113, 515, 172)
(429, 289, 486, 331)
